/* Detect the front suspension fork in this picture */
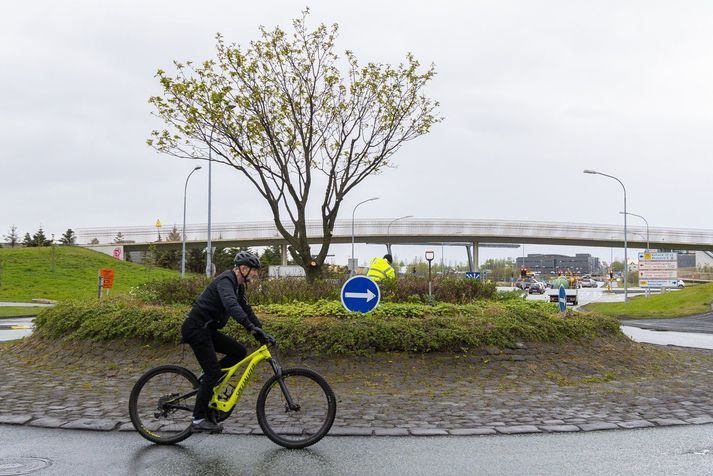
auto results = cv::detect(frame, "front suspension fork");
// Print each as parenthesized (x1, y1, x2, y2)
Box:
(268, 358, 301, 411)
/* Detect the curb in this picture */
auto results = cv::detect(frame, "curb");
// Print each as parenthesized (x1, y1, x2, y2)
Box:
(3, 415, 713, 437)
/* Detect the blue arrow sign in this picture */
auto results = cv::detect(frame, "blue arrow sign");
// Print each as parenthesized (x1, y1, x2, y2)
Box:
(558, 284, 567, 313)
(465, 272, 481, 279)
(341, 276, 381, 313)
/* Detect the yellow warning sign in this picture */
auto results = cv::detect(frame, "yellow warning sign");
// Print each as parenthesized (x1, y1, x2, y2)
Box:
(155, 219, 162, 228)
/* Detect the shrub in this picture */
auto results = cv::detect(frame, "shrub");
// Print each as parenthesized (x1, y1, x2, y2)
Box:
(32, 296, 622, 354)
(131, 276, 209, 305)
(131, 275, 497, 306)
(379, 276, 496, 303)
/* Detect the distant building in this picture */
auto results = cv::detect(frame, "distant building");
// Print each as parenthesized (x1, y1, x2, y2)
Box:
(516, 253, 604, 276)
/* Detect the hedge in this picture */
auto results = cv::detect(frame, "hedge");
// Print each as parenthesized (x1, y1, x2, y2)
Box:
(32, 297, 622, 355)
(129, 275, 497, 305)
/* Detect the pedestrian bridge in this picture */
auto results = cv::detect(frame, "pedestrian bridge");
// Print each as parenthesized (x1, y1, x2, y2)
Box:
(77, 218, 713, 253)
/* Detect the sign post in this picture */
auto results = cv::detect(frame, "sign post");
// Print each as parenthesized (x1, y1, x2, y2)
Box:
(341, 276, 380, 313)
(99, 268, 115, 297)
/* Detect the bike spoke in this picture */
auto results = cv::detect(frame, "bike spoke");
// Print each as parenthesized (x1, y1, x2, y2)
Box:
(130, 367, 197, 443)
(258, 369, 336, 448)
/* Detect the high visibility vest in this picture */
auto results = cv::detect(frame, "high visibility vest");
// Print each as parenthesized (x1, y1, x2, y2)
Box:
(366, 258, 395, 281)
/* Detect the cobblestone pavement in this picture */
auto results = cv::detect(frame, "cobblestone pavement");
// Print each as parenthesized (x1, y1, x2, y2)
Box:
(3, 337, 713, 437)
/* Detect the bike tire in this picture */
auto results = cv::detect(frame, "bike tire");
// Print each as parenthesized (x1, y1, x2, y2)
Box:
(256, 367, 336, 449)
(128, 365, 199, 445)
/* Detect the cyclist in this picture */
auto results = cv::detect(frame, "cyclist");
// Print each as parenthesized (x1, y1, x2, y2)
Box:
(181, 250, 275, 433)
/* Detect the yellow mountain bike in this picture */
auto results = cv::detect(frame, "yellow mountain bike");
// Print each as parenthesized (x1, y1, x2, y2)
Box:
(128, 342, 336, 449)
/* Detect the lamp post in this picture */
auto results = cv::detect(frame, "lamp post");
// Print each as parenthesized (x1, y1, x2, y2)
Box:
(351, 197, 379, 275)
(425, 250, 435, 298)
(620, 211, 649, 251)
(386, 215, 413, 255)
(206, 130, 214, 278)
(584, 169, 628, 302)
(181, 166, 202, 278)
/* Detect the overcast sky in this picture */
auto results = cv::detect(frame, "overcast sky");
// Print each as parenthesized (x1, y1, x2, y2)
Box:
(2, 1, 711, 266)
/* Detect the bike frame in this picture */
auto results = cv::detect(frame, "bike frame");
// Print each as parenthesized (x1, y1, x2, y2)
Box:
(209, 344, 273, 413)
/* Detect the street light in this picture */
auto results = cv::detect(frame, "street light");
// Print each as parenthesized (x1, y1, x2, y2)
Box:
(181, 166, 202, 278)
(584, 169, 628, 302)
(620, 211, 649, 251)
(206, 129, 215, 278)
(386, 215, 413, 255)
(351, 197, 379, 275)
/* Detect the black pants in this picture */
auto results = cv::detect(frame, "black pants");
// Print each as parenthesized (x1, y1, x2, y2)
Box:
(181, 318, 247, 420)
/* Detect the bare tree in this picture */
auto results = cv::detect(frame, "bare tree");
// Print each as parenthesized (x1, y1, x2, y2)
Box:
(148, 11, 441, 280)
(3, 225, 19, 247)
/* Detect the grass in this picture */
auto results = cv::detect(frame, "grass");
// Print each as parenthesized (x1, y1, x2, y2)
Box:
(585, 282, 713, 319)
(0, 246, 178, 302)
(0, 307, 43, 317)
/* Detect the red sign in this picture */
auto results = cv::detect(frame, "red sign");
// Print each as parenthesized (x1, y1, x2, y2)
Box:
(112, 247, 122, 259)
(100, 268, 115, 289)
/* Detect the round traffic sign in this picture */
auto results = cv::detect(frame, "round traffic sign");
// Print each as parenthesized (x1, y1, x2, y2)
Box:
(341, 276, 380, 313)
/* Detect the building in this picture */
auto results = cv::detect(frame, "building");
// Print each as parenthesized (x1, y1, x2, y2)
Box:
(516, 253, 604, 276)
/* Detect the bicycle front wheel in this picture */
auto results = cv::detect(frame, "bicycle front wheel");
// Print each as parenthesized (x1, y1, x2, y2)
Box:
(256, 367, 336, 449)
(129, 365, 199, 445)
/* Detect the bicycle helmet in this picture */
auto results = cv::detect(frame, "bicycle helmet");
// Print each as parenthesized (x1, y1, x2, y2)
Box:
(234, 251, 261, 269)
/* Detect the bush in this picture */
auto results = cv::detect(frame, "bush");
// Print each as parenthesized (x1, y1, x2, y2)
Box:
(380, 276, 496, 303)
(33, 296, 622, 354)
(131, 275, 497, 306)
(131, 276, 210, 305)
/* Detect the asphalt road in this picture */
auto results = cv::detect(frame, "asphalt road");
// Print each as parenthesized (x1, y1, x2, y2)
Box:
(0, 317, 33, 342)
(2, 424, 713, 475)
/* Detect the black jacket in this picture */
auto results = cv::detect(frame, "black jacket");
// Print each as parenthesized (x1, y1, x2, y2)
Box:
(187, 270, 262, 331)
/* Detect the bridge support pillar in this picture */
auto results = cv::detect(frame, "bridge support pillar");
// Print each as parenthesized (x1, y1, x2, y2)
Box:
(465, 242, 479, 272)
(281, 243, 288, 266)
(472, 242, 479, 271)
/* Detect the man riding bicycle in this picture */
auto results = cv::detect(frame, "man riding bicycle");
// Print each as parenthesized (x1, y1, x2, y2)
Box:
(181, 250, 275, 433)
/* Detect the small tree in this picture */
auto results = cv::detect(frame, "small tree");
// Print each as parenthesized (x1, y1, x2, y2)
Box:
(148, 11, 441, 280)
(187, 247, 205, 273)
(32, 227, 52, 247)
(22, 233, 34, 247)
(113, 232, 126, 243)
(166, 225, 181, 242)
(260, 245, 285, 266)
(59, 228, 76, 245)
(89, 238, 100, 245)
(3, 225, 19, 247)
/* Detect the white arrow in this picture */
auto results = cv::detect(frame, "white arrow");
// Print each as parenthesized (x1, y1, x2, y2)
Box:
(345, 289, 376, 302)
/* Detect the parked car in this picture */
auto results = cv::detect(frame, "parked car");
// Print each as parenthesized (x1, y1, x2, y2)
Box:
(580, 278, 598, 288)
(676, 279, 685, 288)
(528, 281, 546, 294)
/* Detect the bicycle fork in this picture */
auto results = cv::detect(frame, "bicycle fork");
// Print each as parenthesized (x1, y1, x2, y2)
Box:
(268, 358, 301, 412)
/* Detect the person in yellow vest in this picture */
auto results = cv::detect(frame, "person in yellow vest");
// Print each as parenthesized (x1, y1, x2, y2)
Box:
(367, 254, 396, 282)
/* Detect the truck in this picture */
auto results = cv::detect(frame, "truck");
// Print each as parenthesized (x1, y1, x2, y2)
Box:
(546, 276, 579, 306)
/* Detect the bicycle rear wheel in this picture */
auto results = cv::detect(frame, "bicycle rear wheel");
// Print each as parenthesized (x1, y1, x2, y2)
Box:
(129, 365, 199, 445)
(256, 367, 336, 449)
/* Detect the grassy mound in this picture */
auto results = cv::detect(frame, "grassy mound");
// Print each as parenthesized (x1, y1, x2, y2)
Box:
(33, 297, 622, 355)
(0, 246, 178, 302)
(585, 282, 713, 319)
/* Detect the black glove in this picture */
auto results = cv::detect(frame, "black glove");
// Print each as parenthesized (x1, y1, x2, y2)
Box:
(251, 327, 276, 345)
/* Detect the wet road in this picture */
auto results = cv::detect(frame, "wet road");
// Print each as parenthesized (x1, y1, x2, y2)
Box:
(2, 423, 713, 475)
(0, 317, 34, 342)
